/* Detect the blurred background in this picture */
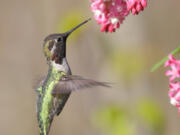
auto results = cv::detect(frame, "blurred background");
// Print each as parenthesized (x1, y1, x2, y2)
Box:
(0, 0, 180, 135)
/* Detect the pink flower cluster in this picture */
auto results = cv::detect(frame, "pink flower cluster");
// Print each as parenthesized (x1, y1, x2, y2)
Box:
(90, 0, 147, 32)
(165, 54, 180, 114)
(90, 0, 129, 32)
(126, 0, 147, 15)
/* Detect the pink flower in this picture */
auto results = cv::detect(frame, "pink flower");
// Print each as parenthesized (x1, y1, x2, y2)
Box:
(166, 65, 180, 81)
(90, 0, 129, 32)
(165, 55, 180, 81)
(165, 54, 180, 114)
(169, 82, 180, 114)
(165, 54, 180, 67)
(126, 0, 147, 15)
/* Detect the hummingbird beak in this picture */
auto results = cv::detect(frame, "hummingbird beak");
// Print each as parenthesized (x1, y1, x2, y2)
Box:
(64, 18, 91, 38)
(44, 18, 91, 43)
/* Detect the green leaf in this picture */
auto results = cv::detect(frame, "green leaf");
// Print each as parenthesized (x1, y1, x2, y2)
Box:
(151, 45, 180, 72)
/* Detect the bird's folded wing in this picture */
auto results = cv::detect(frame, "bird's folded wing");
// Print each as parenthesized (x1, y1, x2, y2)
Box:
(52, 75, 110, 94)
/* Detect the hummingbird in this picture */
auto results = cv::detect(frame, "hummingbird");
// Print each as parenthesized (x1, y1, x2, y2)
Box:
(36, 19, 109, 135)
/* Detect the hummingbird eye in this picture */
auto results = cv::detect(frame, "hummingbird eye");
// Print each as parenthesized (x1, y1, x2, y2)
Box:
(57, 37, 62, 42)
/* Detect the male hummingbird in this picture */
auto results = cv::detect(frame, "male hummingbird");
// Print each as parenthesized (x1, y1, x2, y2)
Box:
(36, 19, 109, 135)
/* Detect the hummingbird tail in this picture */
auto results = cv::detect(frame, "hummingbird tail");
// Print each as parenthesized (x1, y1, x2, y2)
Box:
(38, 118, 53, 135)
(39, 127, 50, 135)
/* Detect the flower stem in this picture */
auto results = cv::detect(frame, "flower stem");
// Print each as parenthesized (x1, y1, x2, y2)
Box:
(151, 46, 180, 72)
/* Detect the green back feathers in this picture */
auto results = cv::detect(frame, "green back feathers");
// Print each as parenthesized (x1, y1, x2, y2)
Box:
(38, 66, 66, 135)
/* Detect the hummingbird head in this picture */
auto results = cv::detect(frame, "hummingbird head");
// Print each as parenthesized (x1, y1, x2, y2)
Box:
(43, 18, 90, 64)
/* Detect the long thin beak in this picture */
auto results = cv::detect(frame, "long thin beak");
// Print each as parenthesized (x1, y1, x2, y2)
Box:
(64, 18, 91, 37)
(43, 18, 91, 43)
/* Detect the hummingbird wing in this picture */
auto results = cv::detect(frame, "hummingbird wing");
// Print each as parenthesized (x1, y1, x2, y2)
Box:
(51, 75, 110, 94)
